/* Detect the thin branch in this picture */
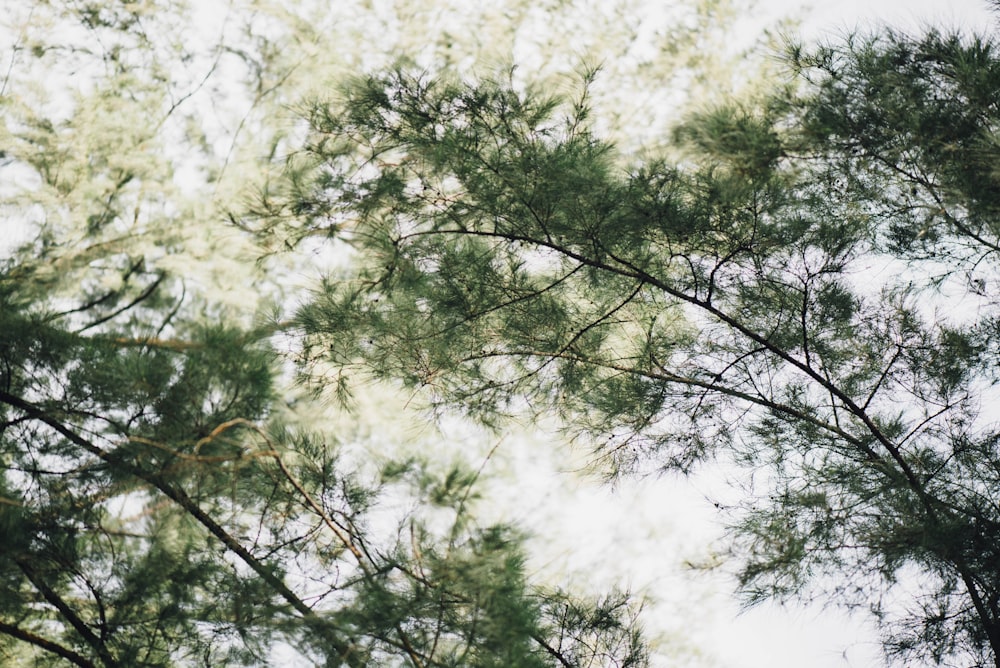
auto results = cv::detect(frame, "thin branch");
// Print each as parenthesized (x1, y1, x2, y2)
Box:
(863, 345, 903, 411)
(531, 632, 575, 668)
(104, 336, 203, 352)
(466, 347, 870, 453)
(217, 418, 428, 668)
(15, 557, 118, 668)
(76, 274, 165, 334)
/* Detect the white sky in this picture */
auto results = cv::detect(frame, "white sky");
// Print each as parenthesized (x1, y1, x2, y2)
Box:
(780, 0, 996, 38)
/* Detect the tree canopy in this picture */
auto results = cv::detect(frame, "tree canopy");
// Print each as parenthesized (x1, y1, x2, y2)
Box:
(12, 0, 1000, 666)
(278, 21, 1000, 668)
(0, 0, 742, 665)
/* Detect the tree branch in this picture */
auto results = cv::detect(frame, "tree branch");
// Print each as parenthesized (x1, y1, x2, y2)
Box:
(0, 618, 97, 668)
(15, 557, 118, 668)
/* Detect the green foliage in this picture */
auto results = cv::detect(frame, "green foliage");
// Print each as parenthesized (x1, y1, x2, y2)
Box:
(284, 21, 1000, 668)
(0, 258, 649, 667)
(0, 1, 662, 666)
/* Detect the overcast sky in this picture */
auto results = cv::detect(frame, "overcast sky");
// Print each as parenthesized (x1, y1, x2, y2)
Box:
(787, 0, 995, 37)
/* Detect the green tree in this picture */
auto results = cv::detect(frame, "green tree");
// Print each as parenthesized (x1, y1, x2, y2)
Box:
(0, 1, 665, 666)
(0, 295, 648, 666)
(282, 22, 1000, 668)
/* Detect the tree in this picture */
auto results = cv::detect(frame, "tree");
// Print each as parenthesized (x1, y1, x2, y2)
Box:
(0, 300, 648, 666)
(282, 22, 1000, 668)
(0, 1, 665, 666)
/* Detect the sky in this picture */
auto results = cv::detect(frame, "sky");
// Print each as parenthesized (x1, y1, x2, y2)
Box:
(780, 0, 996, 38)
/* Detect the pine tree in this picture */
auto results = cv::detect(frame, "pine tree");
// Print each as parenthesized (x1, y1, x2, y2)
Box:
(284, 22, 1000, 668)
(0, 1, 698, 665)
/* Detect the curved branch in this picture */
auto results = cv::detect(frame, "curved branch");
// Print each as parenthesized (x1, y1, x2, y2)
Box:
(0, 619, 97, 668)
